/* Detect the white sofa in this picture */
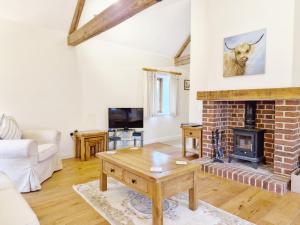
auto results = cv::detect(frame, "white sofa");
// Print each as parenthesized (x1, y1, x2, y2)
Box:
(0, 172, 40, 225)
(0, 130, 62, 192)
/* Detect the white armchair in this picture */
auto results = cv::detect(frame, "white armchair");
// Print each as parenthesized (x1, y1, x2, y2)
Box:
(0, 130, 62, 192)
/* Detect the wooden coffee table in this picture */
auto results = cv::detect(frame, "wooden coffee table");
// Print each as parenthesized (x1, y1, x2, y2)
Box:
(97, 148, 200, 225)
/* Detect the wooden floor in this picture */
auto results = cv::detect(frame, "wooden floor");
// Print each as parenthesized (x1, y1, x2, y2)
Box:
(23, 143, 300, 225)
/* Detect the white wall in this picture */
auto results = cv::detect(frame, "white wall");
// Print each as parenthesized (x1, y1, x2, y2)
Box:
(189, 0, 208, 123)
(190, 0, 296, 123)
(76, 38, 189, 144)
(0, 16, 189, 158)
(293, 0, 300, 85)
(0, 17, 82, 158)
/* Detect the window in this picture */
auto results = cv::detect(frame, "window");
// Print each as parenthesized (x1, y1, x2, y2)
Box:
(143, 69, 179, 118)
(155, 74, 170, 115)
(156, 78, 163, 113)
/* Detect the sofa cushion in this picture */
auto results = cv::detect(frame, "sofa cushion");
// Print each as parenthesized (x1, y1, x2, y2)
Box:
(0, 115, 22, 140)
(0, 188, 40, 225)
(0, 172, 40, 225)
(37, 144, 57, 162)
(0, 172, 15, 191)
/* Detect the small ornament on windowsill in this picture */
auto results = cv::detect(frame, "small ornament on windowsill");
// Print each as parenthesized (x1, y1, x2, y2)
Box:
(212, 129, 225, 163)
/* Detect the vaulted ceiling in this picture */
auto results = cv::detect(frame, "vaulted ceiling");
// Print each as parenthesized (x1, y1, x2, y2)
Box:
(0, 0, 190, 57)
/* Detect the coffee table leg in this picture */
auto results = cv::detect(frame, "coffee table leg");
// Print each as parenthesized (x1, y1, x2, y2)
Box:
(152, 182, 163, 225)
(189, 171, 198, 210)
(99, 159, 107, 191)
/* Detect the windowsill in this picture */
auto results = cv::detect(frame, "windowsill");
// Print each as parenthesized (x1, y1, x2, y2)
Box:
(154, 113, 171, 117)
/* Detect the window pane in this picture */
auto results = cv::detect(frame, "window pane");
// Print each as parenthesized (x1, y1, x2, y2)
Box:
(156, 78, 163, 113)
(155, 74, 170, 115)
(162, 76, 170, 114)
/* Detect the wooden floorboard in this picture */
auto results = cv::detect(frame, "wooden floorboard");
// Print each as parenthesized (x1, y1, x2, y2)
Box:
(23, 143, 300, 225)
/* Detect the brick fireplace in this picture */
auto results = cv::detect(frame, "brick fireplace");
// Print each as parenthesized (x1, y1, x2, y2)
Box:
(197, 87, 300, 194)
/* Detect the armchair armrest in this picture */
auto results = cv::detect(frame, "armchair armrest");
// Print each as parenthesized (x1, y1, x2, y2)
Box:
(22, 130, 61, 145)
(0, 140, 37, 159)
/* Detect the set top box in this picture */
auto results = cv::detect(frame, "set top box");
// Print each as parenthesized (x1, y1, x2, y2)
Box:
(108, 108, 143, 130)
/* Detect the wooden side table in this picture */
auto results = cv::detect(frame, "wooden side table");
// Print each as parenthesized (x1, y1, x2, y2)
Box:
(181, 125, 202, 158)
(74, 130, 108, 161)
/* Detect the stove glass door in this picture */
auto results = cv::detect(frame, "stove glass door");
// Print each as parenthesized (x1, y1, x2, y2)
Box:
(235, 135, 253, 151)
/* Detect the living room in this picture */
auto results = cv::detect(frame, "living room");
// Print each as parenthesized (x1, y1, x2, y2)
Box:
(1, 0, 300, 225)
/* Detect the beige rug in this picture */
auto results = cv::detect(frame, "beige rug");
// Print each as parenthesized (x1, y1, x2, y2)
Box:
(73, 178, 255, 225)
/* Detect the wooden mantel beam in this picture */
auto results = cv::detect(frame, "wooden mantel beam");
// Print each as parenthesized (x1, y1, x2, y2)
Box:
(197, 87, 300, 101)
(68, 0, 162, 46)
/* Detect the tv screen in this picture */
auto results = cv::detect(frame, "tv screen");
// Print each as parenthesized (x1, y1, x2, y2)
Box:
(108, 108, 144, 129)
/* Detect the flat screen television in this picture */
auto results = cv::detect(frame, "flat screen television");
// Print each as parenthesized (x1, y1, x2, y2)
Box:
(108, 108, 144, 129)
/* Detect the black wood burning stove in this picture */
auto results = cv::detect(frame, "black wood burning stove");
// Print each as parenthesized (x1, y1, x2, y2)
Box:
(229, 128, 265, 168)
(228, 101, 265, 168)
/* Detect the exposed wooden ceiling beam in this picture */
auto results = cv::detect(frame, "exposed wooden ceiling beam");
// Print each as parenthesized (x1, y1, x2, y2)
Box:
(69, 0, 86, 35)
(174, 35, 190, 58)
(68, 0, 162, 46)
(174, 55, 190, 66)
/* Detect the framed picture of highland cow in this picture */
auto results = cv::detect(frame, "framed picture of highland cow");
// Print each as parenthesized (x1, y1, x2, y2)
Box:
(223, 29, 266, 77)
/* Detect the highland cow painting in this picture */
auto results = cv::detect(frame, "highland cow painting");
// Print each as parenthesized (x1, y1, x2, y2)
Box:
(223, 29, 266, 77)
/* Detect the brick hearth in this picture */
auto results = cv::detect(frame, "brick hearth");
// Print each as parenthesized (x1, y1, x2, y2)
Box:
(197, 88, 300, 194)
(202, 101, 276, 164)
(194, 158, 290, 194)
(202, 100, 300, 177)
